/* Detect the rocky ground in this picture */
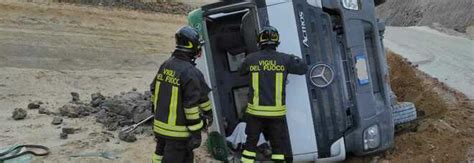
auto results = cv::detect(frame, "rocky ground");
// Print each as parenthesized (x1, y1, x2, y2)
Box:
(0, 1, 185, 162)
(376, 0, 473, 33)
(0, 1, 472, 163)
(56, 0, 195, 15)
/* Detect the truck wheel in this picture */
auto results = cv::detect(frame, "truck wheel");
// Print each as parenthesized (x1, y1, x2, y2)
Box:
(392, 102, 417, 125)
(374, 0, 386, 6)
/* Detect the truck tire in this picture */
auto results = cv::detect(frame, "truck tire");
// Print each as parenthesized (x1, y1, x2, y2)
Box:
(374, 0, 386, 6)
(392, 102, 417, 125)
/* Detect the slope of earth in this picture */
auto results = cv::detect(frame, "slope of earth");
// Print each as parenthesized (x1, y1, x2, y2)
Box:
(384, 52, 473, 162)
(376, 0, 474, 32)
(0, 1, 186, 162)
(383, 26, 474, 99)
(348, 51, 474, 162)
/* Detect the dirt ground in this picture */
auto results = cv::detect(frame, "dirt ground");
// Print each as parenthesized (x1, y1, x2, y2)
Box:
(384, 52, 474, 162)
(0, 1, 473, 163)
(0, 1, 185, 162)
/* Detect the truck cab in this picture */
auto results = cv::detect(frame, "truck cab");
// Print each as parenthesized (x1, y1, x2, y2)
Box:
(188, 0, 395, 161)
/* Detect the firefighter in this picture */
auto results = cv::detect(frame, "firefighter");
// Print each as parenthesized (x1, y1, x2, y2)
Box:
(150, 26, 213, 163)
(239, 26, 308, 163)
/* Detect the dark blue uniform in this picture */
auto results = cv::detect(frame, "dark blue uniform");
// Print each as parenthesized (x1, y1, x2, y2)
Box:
(150, 50, 212, 163)
(239, 48, 307, 162)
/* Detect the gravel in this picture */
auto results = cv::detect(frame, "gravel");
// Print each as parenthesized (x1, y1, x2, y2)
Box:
(71, 92, 80, 103)
(52, 117, 63, 125)
(27, 101, 42, 109)
(12, 108, 27, 120)
(118, 132, 137, 142)
(376, 0, 474, 32)
(60, 132, 68, 139)
(62, 127, 77, 134)
(39, 107, 52, 115)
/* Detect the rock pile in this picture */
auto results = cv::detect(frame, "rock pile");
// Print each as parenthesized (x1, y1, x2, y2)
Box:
(17, 89, 154, 141)
(57, 89, 153, 132)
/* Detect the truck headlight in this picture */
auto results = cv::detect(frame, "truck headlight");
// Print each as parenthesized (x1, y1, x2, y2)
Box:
(363, 125, 380, 150)
(342, 0, 360, 10)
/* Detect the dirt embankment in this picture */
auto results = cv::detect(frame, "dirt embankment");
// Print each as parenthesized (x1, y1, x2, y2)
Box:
(376, 0, 474, 33)
(360, 51, 473, 162)
(387, 51, 474, 162)
(349, 51, 474, 162)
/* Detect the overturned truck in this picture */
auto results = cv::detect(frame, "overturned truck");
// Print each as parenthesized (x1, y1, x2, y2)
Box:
(188, 0, 416, 161)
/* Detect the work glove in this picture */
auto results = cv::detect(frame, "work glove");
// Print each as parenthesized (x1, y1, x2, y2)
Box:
(201, 111, 213, 131)
(188, 132, 202, 150)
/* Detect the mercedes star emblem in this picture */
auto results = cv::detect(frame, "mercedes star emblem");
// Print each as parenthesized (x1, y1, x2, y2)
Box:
(310, 64, 335, 88)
